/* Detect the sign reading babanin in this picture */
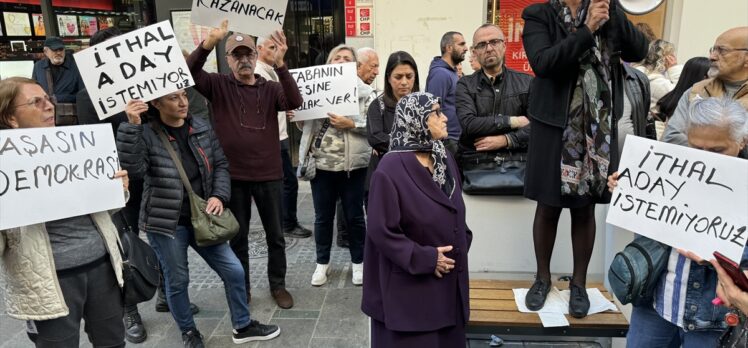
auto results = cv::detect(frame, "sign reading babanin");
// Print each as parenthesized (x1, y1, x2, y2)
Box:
(606, 135, 748, 261)
(74, 20, 193, 120)
(0, 124, 126, 230)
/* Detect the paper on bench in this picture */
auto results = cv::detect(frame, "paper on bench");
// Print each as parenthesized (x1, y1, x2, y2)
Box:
(538, 312, 570, 327)
(513, 287, 618, 318)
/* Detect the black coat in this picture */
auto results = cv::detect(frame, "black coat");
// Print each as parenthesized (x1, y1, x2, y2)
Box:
(116, 117, 230, 237)
(521, 0, 648, 131)
(455, 67, 532, 155)
(622, 64, 656, 140)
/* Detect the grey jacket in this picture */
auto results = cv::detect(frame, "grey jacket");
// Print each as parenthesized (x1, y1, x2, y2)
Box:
(117, 117, 230, 236)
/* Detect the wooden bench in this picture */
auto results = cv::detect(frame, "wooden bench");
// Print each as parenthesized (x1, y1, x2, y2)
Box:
(468, 279, 629, 338)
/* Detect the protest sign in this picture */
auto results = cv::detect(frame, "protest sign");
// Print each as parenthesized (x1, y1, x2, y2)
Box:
(0, 124, 126, 230)
(289, 62, 359, 122)
(606, 135, 748, 261)
(74, 20, 194, 120)
(191, 0, 287, 39)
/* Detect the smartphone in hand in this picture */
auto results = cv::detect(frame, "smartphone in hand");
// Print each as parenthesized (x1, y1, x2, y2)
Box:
(714, 251, 748, 292)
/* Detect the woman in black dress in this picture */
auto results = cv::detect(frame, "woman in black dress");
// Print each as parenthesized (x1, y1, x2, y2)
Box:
(521, 0, 648, 317)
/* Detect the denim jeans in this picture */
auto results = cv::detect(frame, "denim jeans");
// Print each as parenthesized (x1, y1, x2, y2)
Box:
(148, 225, 250, 332)
(310, 168, 366, 264)
(229, 179, 287, 290)
(281, 138, 300, 230)
(626, 304, 723, 348)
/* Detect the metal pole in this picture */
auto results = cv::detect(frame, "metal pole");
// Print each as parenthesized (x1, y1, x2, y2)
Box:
(40, 0, 58, 37)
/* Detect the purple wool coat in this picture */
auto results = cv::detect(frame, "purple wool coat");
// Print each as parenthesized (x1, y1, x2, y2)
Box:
(362, 152, 473, 332)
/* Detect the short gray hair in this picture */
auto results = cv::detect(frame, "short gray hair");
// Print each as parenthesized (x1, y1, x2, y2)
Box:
(326, 44, 357, 64)
(357, 47, 377, 67)
(688, 97, 748, 143)
(256, 37, 268, 47)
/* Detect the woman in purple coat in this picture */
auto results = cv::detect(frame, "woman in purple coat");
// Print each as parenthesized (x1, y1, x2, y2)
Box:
(362, 92, 473, 348)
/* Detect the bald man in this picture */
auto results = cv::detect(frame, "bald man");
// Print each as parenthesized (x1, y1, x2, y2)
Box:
(663, 27, 748, 151)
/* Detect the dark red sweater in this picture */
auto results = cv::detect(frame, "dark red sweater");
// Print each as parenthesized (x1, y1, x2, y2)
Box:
(187, 45, 303, 181)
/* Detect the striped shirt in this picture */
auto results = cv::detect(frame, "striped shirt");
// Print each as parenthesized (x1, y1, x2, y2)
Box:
(653, 249, 692, 328)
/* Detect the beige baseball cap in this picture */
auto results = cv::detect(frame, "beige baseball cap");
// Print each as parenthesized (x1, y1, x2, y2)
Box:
(225, 33, 256, 54)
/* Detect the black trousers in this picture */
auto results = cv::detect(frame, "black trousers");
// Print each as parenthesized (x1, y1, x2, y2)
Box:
(281, 138, 300, 230)
(28, 257, 124, 348)
(229, 179, 287, 290)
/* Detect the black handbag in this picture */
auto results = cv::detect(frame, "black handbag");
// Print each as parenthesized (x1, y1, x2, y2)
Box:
(117, 227, 160, 305)
(460, 150, 526, 195)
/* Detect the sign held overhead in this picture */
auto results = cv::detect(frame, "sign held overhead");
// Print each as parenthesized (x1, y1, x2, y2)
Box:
(191, 0, 288, 40)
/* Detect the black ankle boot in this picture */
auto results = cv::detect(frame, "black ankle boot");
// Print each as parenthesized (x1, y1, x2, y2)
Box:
(525, 278, 551, 311)
(124, 309, 147, 343)
(155, 286, 200, 314)
(569, 283, 590, 318)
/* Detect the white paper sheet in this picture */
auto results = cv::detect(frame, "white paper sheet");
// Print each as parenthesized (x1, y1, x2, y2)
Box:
(513, 286, 619, 327)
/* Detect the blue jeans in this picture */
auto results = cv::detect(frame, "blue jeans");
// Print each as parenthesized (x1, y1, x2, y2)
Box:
(148, 225, 250, 332)
(626, 304, 722, 348)
(310, 168, 366, 264)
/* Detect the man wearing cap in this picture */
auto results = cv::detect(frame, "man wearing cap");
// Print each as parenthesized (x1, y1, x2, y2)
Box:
(187, 20, 303, 309)
(32, 36, 84, 125)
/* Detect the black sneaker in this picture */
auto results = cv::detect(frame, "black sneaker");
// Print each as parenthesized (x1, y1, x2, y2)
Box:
(569, 283, 590, 318)
(525, 278, 551, 311)
(181, 329, 204, 348)
(232, 320, 281, 343)
(283, 225, 312, 238)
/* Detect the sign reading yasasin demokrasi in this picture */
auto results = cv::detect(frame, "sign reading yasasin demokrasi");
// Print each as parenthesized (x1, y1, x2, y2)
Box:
(74, 21, 194, 120)
(606, 135, 748, 262)
(0, 124, 126, 230)
(191, 0, 288, 39)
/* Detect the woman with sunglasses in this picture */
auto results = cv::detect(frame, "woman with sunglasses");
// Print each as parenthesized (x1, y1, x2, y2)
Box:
(0, 77, 128, 347)
(298, 45, 371, 287)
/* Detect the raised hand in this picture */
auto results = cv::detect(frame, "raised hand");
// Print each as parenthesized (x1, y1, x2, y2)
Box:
(585, 0, 610, 33)
(125, 99, 148, 125)
(269, 30, 288, 68)
(203, 19, 229, 50)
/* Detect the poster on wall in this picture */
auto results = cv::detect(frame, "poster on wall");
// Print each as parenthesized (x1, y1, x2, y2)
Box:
(57, 15, 79, 37)
(3, 12, 32, 36)
(498, 0, 543, 76)
(98, 17, 115, 30)
(171, 10, 217, 73)
(79, 16, 98, 36)
(32, 14, 45, 36)
(344, 0, 373, 37)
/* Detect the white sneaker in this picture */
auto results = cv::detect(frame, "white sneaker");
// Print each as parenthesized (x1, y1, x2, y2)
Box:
(311, 263, 330, 286)
(352, 263, 363, 286)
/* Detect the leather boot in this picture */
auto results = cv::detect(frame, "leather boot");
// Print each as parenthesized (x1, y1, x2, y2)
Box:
(124, 307, 147, 343)
(155, 285, 200, 314)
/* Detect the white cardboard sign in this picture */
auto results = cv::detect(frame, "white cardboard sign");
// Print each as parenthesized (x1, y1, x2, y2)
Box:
(74, 21, 194, 120)
(0, 124, 126, 230)
(190, 0, 287, 39)
(289, 62, 359, 122)
(606, 135, 748, 261)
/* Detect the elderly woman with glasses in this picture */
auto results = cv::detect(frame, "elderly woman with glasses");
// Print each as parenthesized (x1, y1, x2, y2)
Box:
(297, 44, 372, 287)
(362, 92, 472, 348)
(0, 77, 128, 348)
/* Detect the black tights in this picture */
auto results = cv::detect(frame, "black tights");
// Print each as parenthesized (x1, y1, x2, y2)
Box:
(532, 202, 596, 287)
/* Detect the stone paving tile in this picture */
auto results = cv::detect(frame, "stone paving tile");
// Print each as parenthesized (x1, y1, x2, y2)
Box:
(257, 318, 317, 348)
(313, 288, 368, 341)
(308, 337, 369, 348)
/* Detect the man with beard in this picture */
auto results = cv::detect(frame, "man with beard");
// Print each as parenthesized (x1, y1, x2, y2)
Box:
(662, 26, 748, 155)
(186, 20, 303, 309)
(32, 36, 84, 125)
(426, 31, 469, 155)
(455, 24, 531, 176)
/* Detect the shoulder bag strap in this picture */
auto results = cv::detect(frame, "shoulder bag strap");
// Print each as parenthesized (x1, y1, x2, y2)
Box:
(155, 124, 195, 194)
(313, 119, 331, 150)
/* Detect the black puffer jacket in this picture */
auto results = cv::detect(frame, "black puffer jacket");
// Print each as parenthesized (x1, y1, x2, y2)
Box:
(116, 117, 230, 237)
(455, 67, 533, 154)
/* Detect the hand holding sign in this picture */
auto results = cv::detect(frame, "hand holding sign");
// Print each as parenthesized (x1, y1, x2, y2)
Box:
(269, 30, 288, 68)
(114, 169, 129, 192)
(203, 19, 229, 51)
(125, 99, 148, 125)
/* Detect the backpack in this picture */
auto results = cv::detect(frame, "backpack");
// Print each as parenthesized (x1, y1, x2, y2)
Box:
(608, 236, 670, 306)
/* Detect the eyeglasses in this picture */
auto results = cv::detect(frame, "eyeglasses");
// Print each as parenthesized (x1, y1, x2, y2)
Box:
(230, 50, 258, 60)
(14, 95, 56, 110)
(473, 38, 505, 51)
(709, 45, 748, 56)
